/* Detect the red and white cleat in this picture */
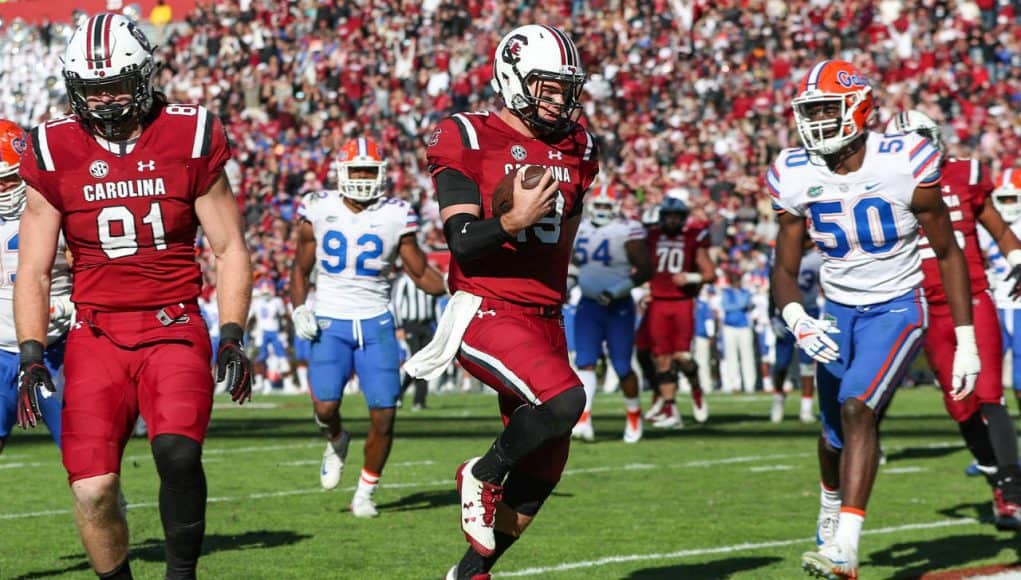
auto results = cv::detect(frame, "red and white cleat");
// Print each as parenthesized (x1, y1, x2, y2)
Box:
(455, 457, 503, 556)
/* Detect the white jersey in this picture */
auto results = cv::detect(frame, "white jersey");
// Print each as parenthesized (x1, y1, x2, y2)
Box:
(979, 221, 1021, 309)
(0, 218, 71, 352)
(575, 217, 645, 300)
(798, 249, 823, 310)
(251, 294, 285, 333)
(769, 131, 941, 306)
(299, 191, 417, 320)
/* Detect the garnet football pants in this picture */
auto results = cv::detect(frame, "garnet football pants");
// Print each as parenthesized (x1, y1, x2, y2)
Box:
(647, 298, 695, 355)
(61, 306, 212, 483)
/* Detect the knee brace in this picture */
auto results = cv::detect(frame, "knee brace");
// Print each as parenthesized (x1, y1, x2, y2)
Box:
(152, 434, 203, 484)
(502, 470, 558, 517)
(673, 356, 697, 377)
(655, 370, 677, 385)
(539, 387, 585, 434)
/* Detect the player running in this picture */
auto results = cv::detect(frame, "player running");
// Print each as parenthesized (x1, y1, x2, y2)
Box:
(770, 61, 978, 579)
(0, 119, 73, 453)
(15, 14, 253, 579)
(570, 190, 652, 442)
(644, 197, 715, 428)
(407, 24, 599, 579)
(290, 137, 444, 518)
(889, 111, 1021, 530)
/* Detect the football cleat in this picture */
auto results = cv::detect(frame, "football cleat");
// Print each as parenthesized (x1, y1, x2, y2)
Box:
(965, 461, 996, 478)
(800, 404, 816, 424)
(445, 565, 491, 580)
(320, 431, 351, 490)
(691, 386, 708, 423)
(455, 458, 503, 557)
(802, 543, 858, 579)
(770, 394, 786, 424)
(623, 409, 643, 443)
(993, 468, 1021, 530)
(644, 395, 664, 421)
(652, 404, 683, 429)
(350, 493, 379, 518)
(571, 416, 595, 442)
(816, 509, 840, 548)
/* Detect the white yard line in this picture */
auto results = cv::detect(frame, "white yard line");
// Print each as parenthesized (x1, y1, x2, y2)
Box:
(496, 518, 979, 577)
(749, 465, 794, 472)
(883, 466, 927, 474)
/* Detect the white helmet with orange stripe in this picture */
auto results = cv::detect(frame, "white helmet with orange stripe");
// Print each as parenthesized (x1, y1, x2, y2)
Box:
(491, 24, 586, 135)
(334, 138, 388, 202)
(62, 12, 156, 139)
(994, 169, 1021, 224)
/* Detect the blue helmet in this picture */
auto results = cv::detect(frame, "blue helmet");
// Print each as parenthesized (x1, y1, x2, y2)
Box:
(659, 197, 689, 233)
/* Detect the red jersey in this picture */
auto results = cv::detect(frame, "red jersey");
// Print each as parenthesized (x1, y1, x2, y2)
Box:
(919, 158, 992, 307)
(647, 224, 709, 299)
(427, 111, 599, 306)
(20, 102, 230, 311)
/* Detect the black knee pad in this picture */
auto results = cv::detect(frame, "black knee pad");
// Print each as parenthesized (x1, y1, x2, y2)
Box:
(540, 387, 585, 432)
(502, 470, 557, 517)
(655, 370, 677, 385)
(152, 434, 203, 484)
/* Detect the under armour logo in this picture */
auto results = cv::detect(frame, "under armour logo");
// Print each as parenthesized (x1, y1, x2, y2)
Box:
(548, 150, 563, 160)
(476, 309, 496, 319)
(137, 160, 156, 171)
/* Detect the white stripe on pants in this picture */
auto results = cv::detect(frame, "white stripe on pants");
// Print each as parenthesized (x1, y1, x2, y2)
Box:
(723, 325, 757, 393)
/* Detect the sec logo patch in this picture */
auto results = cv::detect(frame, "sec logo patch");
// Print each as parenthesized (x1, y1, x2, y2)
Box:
(89, 160, 109, 178)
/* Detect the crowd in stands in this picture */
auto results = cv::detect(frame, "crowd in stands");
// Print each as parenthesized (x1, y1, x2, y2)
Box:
(0, 0, 1018, 388)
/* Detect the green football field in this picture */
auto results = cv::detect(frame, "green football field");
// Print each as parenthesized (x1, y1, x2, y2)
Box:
(2, 387, 1019, 579)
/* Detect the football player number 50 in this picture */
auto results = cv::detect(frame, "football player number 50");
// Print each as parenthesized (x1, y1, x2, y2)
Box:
(97, 202, 167, 259)
(809, 198, 898, 258)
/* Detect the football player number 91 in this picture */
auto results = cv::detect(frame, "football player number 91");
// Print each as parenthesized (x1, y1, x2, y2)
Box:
(97, 201, 168, 259)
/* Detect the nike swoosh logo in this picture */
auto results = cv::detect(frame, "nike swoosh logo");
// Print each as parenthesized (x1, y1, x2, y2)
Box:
(865, 183, 880, 191)
(797, 332, 812, 341)
(461, 223, 469, 235)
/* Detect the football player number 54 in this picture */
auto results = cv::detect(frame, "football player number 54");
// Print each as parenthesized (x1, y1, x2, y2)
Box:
(97, 202, 167, 259)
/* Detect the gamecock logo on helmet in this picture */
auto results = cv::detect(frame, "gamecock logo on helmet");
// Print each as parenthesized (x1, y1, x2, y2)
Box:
(11, 136, 26, 154)
(502, 35, 528, 65)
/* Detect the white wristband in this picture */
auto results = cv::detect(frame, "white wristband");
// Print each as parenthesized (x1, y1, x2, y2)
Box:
(685, 273, 704, 285)
(781, 302, 808, 330)
(955, 325, 978, 352)
(1008, 250, 1021, 267)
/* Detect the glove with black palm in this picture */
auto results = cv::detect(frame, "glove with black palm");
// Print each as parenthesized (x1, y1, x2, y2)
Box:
(16, 340, 55, 429)
(216, 323, 253, 404)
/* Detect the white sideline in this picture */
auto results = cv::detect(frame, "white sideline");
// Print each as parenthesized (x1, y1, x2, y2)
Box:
(496, 518, 980, 577)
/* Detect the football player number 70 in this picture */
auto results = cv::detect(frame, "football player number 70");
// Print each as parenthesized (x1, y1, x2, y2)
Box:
(97, 201, 168, 259)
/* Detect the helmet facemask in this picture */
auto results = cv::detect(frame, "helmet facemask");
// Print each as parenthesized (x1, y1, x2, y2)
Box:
(336, 160, 387, 203)
(588, 198, 617, 226)
(65, 63, 155, 141)
(995, 185, 1021, 224)
(792, 88, 871, 156)
(0, 169, 26, 220)
(515, 72, 585, 136)
(660, 209, 689, 236)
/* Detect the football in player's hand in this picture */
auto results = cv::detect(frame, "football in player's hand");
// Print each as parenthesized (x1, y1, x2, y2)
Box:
(492, 165, 545, 217)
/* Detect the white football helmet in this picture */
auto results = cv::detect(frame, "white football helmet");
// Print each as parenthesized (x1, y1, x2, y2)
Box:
(62, 13, 156, 139)
(491, 24, 586, 135)
(334, 137, 387, 202)
(587, 189, 619, 226)
(994, 169, 1021, 224)
(886, 110, 944, 152)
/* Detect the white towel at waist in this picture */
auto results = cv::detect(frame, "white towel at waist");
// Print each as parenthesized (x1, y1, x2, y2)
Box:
(405, 291, 483, 380)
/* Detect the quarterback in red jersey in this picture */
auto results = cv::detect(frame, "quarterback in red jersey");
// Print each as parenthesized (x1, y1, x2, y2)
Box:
(890, 111, 1021, 529)
(421, 24, 597, 580)
(14, 14, 252, 580)
(644, 197, 715, 428)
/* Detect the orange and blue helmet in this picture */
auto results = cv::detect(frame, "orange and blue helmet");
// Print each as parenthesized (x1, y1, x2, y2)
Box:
(334, 137, 387, 202)
(792, 60, 875, 156)
(994, 169, 1021, 224)
(0, 119, 27, 218)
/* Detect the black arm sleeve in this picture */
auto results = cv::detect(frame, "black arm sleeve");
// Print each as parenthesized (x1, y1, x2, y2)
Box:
(435, 168, 482, 208)
(444, 213, 512, 263)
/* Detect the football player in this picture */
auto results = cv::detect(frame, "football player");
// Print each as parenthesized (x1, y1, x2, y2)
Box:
(15, 14, 253, 580)
(0, 119, 73, 454)
(771, 61, 977, 578)
(290, 137, 444, 518)
(249, 279, 290, 393)
(570, 190, 652, 442)
(643, 197, 715, 428)
(889, 111, 1021, 530)
(412, 24, 599, 580)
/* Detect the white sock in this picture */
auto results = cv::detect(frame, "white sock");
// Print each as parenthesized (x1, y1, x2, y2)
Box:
(356, 468, 380, 498)
(578, 369, 597, 414)
(801, 396, 814, 416)
(297, 366, 309, 391)
(763, 376, 775, 392)
(834, 509, 864, 551)
(820, 482, 841, 512)
(624, 397, 640, 413)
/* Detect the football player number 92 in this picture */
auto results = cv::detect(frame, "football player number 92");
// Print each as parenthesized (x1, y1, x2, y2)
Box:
(97, 201, 168, 259)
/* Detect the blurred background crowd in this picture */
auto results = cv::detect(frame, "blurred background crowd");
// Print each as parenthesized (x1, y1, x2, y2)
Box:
(0, 0, 1018, 392)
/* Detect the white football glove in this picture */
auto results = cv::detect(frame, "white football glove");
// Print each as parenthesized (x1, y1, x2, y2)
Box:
(950, 326, 981, 401)
(783, 303, 840, 364)
(291, 304, 319, 341)
(49, 296, 74, 322)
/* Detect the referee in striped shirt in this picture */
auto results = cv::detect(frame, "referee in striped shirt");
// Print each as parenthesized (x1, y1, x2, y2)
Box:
(392, 271, 439, 410)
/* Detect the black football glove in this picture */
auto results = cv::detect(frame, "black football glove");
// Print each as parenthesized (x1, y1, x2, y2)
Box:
(17, 340, 55, 429)
(216, 323, 252, 404)
(1008, 264, 1021, 301)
